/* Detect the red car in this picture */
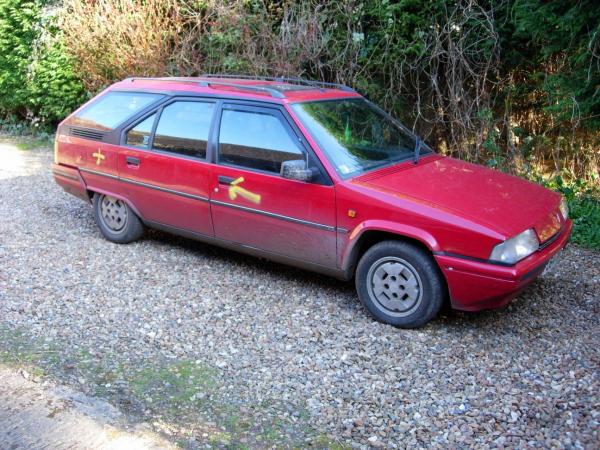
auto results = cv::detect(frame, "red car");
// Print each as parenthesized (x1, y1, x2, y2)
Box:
(52, 75, 571, 328)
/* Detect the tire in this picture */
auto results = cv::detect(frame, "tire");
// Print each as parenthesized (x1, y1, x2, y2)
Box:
(92, 193, 144, 244)
(355, 240, 445, 328)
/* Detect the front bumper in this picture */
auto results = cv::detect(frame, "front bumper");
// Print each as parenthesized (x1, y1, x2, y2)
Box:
(435, 220, 572, 311)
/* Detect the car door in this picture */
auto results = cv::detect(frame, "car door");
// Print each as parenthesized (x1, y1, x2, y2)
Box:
(210, 102, 337, 267)
(118, 99, 216, 236)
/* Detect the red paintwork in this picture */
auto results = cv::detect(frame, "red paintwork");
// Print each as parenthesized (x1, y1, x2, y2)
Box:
(118, 148, 213, 235)
(53, 77, 572, 313)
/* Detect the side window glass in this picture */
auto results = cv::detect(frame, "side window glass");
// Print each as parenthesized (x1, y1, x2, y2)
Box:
(126, 113, 156, 148)
(72, 92, 163, 131)
(218, 109, 303, 173)
(153, 101, 214, 158)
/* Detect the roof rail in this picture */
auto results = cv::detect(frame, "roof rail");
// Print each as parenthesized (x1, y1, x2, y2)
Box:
(126, 77, 286, 99)
(201, 73, 356, 93)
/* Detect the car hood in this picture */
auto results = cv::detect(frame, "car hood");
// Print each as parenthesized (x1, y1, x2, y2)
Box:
(352, 156, 563, 241)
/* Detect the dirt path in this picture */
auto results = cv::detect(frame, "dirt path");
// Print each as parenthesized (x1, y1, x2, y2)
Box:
(0, 367, 173, 449)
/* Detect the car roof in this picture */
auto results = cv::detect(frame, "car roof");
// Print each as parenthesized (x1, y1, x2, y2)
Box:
(110, 76, 362, 103)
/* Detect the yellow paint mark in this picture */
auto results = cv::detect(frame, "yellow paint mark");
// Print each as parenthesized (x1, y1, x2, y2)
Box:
(92, 149, 105, 166)
(228, 177, 261, 204)
(347, 209, 356, 218)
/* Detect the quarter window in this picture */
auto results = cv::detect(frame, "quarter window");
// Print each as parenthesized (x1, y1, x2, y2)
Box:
(153, 101, 215, 159)
(218, 109, 303, 173)
(72, 92, 163, 131)
(126, 113, 156, 148)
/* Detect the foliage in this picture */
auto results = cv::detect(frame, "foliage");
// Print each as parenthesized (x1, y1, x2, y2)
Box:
(541, 175, 600, 249)
(0, 0, 38, 118)
(0, 0, 86, 126)
(511, 0, 600, 130)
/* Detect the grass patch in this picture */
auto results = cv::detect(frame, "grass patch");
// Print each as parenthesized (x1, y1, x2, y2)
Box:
(0, 326, 60, 371)
(129, 360, 218, 416)
(0, 328, 336, 448)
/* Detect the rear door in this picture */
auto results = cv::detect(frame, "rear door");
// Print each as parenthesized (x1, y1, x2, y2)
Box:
(118, 99, 216, 236)
(209, 102, 337, 267)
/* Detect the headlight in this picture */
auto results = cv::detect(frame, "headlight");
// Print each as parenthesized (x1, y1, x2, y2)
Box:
(490, 229, 539, 264)
(559, 197, 569, 220)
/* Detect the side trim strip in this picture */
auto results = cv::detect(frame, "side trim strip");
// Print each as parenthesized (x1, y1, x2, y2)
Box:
(119, 177, 209, 202)
(79, 167, 119, 180)
(211, 199, 336, 232)
(78, 166, 339, 233)
(79, 167, 208, 202)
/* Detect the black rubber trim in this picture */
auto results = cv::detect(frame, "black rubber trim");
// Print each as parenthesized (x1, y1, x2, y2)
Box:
(538, 225, 563, 251)
(521, 264, 547, 281)
(79, 167, 119, 180)
(119, 178, 209, 202)
(433, 251, 515, 267)
(211, 199, 336, 232)
(79, 167, 208, 202)
(79, 167, 341, 232)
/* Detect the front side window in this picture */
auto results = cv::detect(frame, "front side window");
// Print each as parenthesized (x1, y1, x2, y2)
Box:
(291, 98, 430, 178)
(153, 101, 215, 159)
(126, 113, 156, 148)
(72, 92, 163, 131)
(218, 109, 303, 173)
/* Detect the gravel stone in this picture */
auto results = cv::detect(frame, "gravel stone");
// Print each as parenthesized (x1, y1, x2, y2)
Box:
(0, 138, 598, 448)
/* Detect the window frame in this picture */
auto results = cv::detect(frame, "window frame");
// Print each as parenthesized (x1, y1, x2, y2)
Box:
(120, 96, 220, 162)
(214, 101, 332, 185)
(123, 111, 158, 149)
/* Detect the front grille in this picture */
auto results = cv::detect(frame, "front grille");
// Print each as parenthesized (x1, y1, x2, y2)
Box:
(70, 127, 104, 141)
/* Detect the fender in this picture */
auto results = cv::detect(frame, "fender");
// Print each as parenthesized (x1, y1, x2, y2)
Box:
(340, 219, 441, 276)
(81, 177, 145, 220)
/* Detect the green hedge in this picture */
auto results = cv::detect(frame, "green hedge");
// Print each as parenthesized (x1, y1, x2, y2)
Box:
(0, 0, 86, 127)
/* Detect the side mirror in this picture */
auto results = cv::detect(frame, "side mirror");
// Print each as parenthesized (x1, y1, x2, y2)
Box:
(280, 159, 316, 182)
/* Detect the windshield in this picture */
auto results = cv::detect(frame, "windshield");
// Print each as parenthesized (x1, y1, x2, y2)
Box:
(291, 98, 430, 178)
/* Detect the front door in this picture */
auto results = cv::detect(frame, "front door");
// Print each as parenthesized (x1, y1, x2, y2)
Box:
(210, 103, 337, 267)
(118, 99, 216, 236)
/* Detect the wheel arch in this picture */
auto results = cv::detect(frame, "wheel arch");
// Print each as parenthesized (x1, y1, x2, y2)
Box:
(341, 221, 441, 279)
(87, 188, 144, 220)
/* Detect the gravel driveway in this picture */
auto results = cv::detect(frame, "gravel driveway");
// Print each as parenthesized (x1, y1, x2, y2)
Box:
(1, 137, 598, 449)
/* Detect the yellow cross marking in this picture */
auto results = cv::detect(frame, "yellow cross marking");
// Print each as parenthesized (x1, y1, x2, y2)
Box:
(92, 149, 105, 165)
(228, 177, 261, 204)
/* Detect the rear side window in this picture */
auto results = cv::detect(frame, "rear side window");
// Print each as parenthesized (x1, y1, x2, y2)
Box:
(126, 113, 156, 148)
(218, 109, 303, 173)
(72, 92, 163, 131)
(153, 101, 215, 159)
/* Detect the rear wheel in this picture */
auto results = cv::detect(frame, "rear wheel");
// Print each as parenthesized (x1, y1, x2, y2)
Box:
(92, 193, 143, 243)
(356, 240, 445, 328)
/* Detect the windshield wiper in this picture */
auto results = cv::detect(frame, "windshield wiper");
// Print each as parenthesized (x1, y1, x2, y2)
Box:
(413, 137, 422, 164)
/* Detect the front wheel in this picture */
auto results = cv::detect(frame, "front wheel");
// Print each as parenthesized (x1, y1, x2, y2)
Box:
(92, 193, 144, 244)
(355, 240, 445, 328)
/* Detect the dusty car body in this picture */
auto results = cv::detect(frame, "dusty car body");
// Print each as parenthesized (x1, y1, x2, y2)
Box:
(52, 76, 572, 327)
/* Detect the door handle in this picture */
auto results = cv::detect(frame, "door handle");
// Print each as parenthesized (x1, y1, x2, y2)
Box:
(126, 156, 140, 166)
(218, 175, 236, 185)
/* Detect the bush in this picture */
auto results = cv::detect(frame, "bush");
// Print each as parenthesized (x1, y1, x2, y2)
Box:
(0, 0, 86, 126)
(542, 176, 600, 249)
